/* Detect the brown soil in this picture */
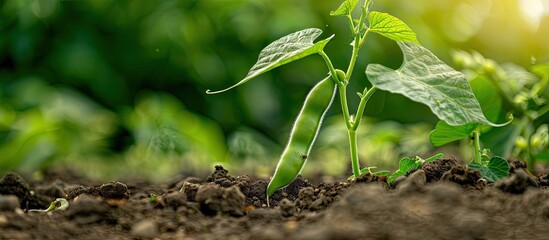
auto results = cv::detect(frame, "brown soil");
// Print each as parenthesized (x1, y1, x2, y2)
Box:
(2, 159, 549, 239)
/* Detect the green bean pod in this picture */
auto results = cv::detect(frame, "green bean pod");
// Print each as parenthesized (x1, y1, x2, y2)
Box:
(266, 74, 337, 196)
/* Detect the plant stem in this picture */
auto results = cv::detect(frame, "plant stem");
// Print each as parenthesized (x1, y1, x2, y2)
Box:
(319, 51, 341, 84)
(473, 128, 482, 164)
(352, 86, 377, 131)
(348, 129, 361, 177)
(524, 124, 536, 173)
(339, 86, 353, 129)
(345, 34, 360, 82)
(346, 5, 372, 177)
(346, 15, 355, 33)
(348, 86, 377, 177)
(534, 104, 549, 119)
(319, 51, 352, 129)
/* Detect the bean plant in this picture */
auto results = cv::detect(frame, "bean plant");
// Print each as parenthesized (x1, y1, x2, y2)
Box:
(207, 0, 501, 199)
(430, 73, 513, 181)
(432, 51, 548, 173)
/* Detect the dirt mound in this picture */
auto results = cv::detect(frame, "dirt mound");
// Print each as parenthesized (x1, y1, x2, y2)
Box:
(2, 159, 549, 239)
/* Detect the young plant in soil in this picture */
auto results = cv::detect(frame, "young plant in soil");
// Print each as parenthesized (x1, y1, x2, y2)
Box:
(430, 121, 511, 182)
(386, 153, 444, 184)
(429, 73, 513, 182)
(450, 51, 549, 173)
(207, 0, 502, 201)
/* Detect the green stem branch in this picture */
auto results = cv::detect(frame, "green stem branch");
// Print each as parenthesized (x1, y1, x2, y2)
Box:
(345, 36, 360, 82)
(346, 15, 355, 33)
(319, 51, 340, 84)
(319, 51, 352, 129)
(473, 128, 482, 164)
(352, 86, 377, 131)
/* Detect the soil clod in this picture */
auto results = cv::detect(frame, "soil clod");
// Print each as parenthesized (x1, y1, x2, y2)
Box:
(495, 169, 539, 194)
(195, 184, 245, 216)
(420, 157, 458, 182)
(0, 173, 51, 209)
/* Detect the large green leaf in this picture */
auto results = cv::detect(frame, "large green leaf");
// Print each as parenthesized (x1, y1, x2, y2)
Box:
(481, 124, 519, 158)
(366, 42, 503, 127)
(368, 12, 419, 44)
(207, 28, 334, 94)
(330, 0, 359, 16)
(470, 75, 502, 123)
(429, 75, 503, 146)
(429, 121, 478, 147)
(469, 156, 509, 182)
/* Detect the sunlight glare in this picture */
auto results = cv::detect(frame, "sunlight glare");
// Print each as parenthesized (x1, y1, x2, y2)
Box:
(518, 0, 547, 31)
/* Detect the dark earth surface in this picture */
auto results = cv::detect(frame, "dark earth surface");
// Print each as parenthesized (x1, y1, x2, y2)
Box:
(2, 157, 549, 239)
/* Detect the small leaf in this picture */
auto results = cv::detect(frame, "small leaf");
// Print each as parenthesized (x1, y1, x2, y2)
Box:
(486, 156, 510, 181)
(372, 170, 390, 176)
(387, 153, 442, 184)
(359, 166, 377, 174)
(424, 153, 444, 162)
(387, 157, 420, 183)
(207, 28, 334, 94)
(469, 156, 509, 182)
(366, 42, 505, 127)
(348, 166, 382, 180)
(368, 12, 419, 44)
(430, 121, 479, 146)
(330, 0, 359, 16)
(29, 198, 69, 212)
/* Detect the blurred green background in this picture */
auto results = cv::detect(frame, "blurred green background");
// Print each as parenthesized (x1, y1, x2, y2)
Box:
(1, 0, 548, 181)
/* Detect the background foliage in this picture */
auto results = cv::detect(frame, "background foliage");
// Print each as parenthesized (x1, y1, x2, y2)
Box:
(1, 0, 548, 180)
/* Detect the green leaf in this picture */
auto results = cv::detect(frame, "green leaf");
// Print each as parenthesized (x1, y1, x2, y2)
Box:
(481, 124, 520, 157)
(359, 166, 377, 175)
(387, 153, 443, 183)
(468, 156, 509, 182)
(531, 63, 549, 78)
(430, 121, 479, 146)
(424, 153, 444, 162)
(348, 166, 388, 180)
(330, 0, 359, 16)
(372, 170, 390, 176)
(470, 75, 502, 123)
(368, 12, 419, 44)
(387, 157, 419, 183)
(536, 152, 549, 161)
(207, 28, 334, 94)
(429, 75, 505, 147)
(366, 42, 504, 127)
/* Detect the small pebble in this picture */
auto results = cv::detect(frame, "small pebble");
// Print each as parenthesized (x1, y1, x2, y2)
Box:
(0, 215, 8, 227)
(131, 219, 159, 238)
(279, 198, 296, 217)
(0, 195, 20, 211)
(397, 170, 426, 194)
